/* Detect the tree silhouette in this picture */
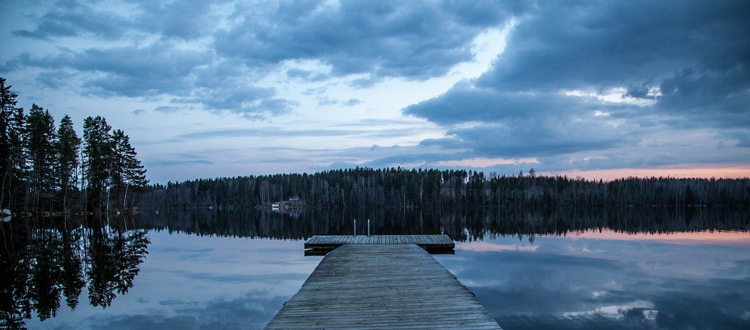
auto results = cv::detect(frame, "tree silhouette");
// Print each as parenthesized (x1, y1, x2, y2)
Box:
(56, 115, 81, 213)
(0, 217, 150, 328)
(0, 77, 148, 214)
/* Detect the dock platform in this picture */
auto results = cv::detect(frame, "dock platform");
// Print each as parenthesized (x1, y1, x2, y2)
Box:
(304, 234, 455, 255)
(265, 243, 501, 329)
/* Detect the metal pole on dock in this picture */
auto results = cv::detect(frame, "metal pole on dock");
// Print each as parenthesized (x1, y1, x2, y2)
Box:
(354, 219, 356, 236)
(367, 219, 370, 236)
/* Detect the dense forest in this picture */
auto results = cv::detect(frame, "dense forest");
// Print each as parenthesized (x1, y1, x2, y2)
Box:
(0, 77, 148, 214)
(139, 167, 750, 211)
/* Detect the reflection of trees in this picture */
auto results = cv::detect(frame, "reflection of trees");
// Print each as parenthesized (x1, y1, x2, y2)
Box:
(0, 216, 149, 329)
(2, 207, 745, 328)
(87, 226, 148, 308)
(133, 206, 749, 242)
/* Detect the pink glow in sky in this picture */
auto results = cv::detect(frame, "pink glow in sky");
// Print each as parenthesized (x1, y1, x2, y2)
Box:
(546, 165, 750, 181)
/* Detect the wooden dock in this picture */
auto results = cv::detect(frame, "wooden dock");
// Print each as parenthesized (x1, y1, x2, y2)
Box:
(304, 234, 455, 255)
(266, 241, 501, 329)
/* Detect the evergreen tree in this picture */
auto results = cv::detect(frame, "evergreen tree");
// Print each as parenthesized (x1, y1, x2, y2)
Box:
(56, 115, 81, 212)
(0, 77, 148, 213)
(83, 116, 113, 211)
(112, 130, 147, 210)
(25, 104, 57, 211)
(0, 77, 24, 210)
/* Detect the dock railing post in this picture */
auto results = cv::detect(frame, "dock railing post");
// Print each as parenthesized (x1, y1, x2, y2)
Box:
(367, 219, 370, 236)
(354, 219, 356, 236)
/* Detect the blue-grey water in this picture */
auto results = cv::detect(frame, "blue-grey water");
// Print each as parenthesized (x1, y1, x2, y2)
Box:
(5, 209, 750, 329)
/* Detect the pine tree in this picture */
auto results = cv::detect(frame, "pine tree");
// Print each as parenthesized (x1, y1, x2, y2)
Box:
(25, 104, 57, 211)
(83, 116, 113, 211)
(0, 77, 24, 211)
(113, 130, 147, 210)
(56, 115, 81, 212)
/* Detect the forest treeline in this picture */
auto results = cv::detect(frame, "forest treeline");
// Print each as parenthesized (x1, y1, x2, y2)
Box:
(0, 77, 148, 214)
(138, 167, 750, 211)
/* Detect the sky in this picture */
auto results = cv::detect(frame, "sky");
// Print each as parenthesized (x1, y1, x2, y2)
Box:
(1, 0, 749, 184)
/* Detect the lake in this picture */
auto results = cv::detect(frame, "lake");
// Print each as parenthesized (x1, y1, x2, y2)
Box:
(4, 207, 750, 329)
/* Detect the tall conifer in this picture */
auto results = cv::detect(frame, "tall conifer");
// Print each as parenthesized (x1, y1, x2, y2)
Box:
(57, 115, 81, 211)
(25, 104, 57, 211)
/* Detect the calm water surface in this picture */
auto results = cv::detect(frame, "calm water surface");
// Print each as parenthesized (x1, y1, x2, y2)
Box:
(4, 209, 749, 329)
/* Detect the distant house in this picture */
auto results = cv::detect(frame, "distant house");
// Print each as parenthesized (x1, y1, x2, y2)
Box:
(275, 199, 306, 211)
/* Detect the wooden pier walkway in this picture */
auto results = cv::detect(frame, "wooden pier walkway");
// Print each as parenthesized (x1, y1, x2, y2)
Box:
(304, 234, 455, 255)
(266, 238, 501, 329)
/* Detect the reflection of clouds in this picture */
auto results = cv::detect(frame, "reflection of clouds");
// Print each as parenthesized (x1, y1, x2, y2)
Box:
(165, 269, 308, 285)
(456, 241, 539, 252)
(461, 279, 502, 288)
(91, 290, 286, 330)
(603, 280, 624, 291)
(563, 300, 657, 321)
(566, 245, 603, 254)
(442, 234, 750, 329)
(569, 229, 750, 245)
(157, 299, 184, 306)
(591, 291, 607, 299)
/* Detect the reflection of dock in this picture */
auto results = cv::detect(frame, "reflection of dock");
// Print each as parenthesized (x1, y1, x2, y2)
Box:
(265, 236, 501, 329)
(305, 234, 455, 255)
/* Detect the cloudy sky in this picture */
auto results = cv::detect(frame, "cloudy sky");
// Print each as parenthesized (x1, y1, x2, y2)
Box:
(1, 0, 748, 183)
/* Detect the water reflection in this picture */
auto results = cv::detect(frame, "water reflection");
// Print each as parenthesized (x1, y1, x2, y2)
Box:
(1, 207, 748, 329)
(0, 217, 148, 329)
(133, 206, 749, 241)
(439, 233, 750, 330)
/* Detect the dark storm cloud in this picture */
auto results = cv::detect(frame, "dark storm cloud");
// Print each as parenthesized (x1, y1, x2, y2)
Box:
(405, 85, 628, 157)
(658, 67, 750, 128)
(12, 0, 128, 40)
(214, 0, 514, 81)
(4, 0, 524, 121)
(448, 122, 624, 157)
(404, 0, 750, 163)
(476, 1, 749, 94)
(131, 0, 224, 40)
(16, 42, 210, 97)
(35, 70, 76, 89)
(12, 0, 223, 41)
(10, 41, 297, 116)
(405, 83, 618, 125)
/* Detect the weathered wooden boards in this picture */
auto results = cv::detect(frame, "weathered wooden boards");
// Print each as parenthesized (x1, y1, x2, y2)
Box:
(305, 234, 455, 255)
(265, 244, 501, 329)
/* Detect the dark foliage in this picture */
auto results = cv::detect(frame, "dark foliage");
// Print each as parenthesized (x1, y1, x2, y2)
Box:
(0, 77, 147, 213)
(0, 216, 149, 329)
(139, 167, 750, 211)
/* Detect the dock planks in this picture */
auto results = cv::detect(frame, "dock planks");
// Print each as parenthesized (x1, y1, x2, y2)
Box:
(265, 244, 501, 329)
(305, 234, 455, 255)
